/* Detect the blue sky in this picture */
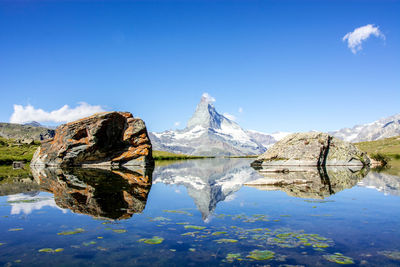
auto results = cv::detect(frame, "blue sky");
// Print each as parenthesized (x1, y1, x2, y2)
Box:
(1, 0, 399, 133)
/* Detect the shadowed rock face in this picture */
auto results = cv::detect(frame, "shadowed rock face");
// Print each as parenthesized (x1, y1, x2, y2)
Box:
(246, 166, 369, 199)
(31, 112, 154, 168)
(31, 166, 153, 220)
(251, 132, 370, 170)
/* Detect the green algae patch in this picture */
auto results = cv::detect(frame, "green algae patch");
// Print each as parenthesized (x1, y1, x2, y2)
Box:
(8, 228, 23, 231)
(169, 249, 176, 252)
(247, 249, 275, 260)
(212, 231, 227, 236)
(112, 229, 127, 233)
(0, 243, 5, 246)
(225, 253, 241, 262)
(57, 228, 85, 236)
(323, 253, 354, 264)
(38, 248, 64, 253)
(163, 210, 193, 216)
(181, 231, 199, 237)
(38, 248, 54, 253)
(150, 216, 171, 222)
(184, 225, 206, 230)
(378, 250, 400, 260)
(266, 229, 334, 249)
(214, 239, 238, 244)
(176, 222, 189, 225)
(139, 236, 164, 244)
(83, 241, 97, 246)
(189, 248, 196, 252)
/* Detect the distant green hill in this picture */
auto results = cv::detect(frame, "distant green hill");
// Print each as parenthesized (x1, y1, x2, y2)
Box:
(0, 137, 39, 165)
(0, 122, 54, 141)
(355, 136, 400, 159)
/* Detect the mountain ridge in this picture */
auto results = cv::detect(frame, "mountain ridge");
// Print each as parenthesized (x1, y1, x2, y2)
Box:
(149, 95, 275, 156)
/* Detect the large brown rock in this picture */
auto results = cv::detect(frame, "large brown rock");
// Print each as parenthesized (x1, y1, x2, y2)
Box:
(251, 132, 370, 171)
(30, 112, 154, 168)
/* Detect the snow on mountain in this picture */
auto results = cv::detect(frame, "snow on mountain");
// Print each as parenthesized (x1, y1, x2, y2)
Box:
(246, 130, 291, 148)
(149, 94, 269, 156)
(331, 113, 400, 143)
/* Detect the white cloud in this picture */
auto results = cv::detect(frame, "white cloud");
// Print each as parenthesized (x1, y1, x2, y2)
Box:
(10, 102, 106, 124)
(174, 121, 181, 127)
(201, 92, 216, 103)
(223, 113, 236, 121)
(343, 24, 385, 54)
(238, 107, 243, 113)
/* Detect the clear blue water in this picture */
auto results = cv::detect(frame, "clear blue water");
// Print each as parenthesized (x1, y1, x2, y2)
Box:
(1, 158, 400, 266)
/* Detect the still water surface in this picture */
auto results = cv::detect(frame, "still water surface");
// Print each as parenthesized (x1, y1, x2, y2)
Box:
(0, 158, 400, 266)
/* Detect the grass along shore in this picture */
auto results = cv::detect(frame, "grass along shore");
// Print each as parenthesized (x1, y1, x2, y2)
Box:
(0, 137, 212, 165)
(152, 150, 213, 160)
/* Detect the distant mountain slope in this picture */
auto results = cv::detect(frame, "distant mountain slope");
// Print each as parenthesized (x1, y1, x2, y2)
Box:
(149, 95, 269, 156)
(0, 123, 55, 141)
(245, 130, 291, 148)
(332, 113, 400, 143)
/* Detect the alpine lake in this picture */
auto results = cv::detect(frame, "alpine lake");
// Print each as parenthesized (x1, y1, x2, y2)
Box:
(0, 158, 400, 266)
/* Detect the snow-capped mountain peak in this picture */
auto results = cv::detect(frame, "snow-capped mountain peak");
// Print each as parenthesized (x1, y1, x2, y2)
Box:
(187, 94, 224, 129)
(150, 94, 274, 156)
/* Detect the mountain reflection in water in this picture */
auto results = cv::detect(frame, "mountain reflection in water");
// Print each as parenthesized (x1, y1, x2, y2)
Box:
(30, 166, 153, 220)
(152, 158, 262, 220)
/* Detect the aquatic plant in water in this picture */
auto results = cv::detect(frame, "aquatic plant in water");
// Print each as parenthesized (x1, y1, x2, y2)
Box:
(181, 231, 199, 236)
(214, 239, 238, 243)
(267, 229, 333, 249)
(82, 241, 97, 246)
(38, 248, 64, 253)
(8, 228, 23, 231)
(247, 249, 275, 260)
(225, 253, 241, 262)
(112, 229, 127, 233)
(138, 236, 164, 244)
(162, 210, 193, 216)
(184, 225, 206, 230)
(212, 231, 227, 236)
(323, 253, 354, 264)
(378, 250, 400, 260)
(150, 216, 171, 222)
(57, 228, 85, 235)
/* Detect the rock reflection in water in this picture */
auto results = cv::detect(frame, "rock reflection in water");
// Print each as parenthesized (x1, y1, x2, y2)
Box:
(31, 166, 153, 219)
(246, 166, 369, 199)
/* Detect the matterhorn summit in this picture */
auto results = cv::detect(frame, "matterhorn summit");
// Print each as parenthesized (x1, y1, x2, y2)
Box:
(149, 94, 274, 156)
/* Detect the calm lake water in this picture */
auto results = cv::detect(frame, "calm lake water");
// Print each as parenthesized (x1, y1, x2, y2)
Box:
(1, 158, 400, 266)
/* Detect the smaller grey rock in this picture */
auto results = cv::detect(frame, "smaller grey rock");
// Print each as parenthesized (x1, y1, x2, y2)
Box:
(251, 132, 370, 170)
